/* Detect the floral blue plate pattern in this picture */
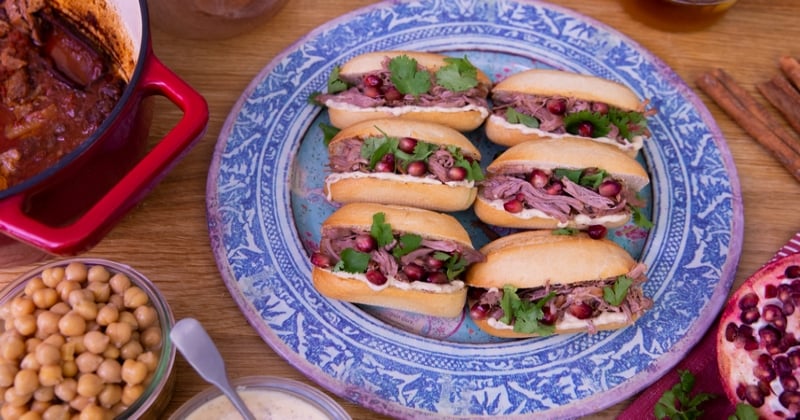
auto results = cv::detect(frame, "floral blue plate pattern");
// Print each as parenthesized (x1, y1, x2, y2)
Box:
(206, 0, 744, 418)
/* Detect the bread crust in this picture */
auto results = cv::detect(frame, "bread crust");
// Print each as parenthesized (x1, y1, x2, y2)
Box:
(313, 268, 467, 318)
(486, 137, 649, 191)
(325, 177, 477, 212)
(465, 230, 635, 289)
(326, 51, 492, 132)
(469, 307, 637, 338)
(472, 196, 631, 230)
(492, 69, 642, 111)
(322, 202, 473, 249)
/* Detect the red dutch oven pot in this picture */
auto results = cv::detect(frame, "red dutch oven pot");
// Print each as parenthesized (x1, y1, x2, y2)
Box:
(0, 0, 208, 266)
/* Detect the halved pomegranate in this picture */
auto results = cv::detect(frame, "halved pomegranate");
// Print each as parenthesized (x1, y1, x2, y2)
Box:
(716, 253, 800, 419)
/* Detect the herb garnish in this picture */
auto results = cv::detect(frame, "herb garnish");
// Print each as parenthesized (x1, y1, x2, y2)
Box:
(435, 56, 480, 92)
(505, 107, 539, 128)
(388, 55, 431, 96)
(653, 370, 717, 420)
(603, 275, 633, 306)
(499, 285, 556, 336)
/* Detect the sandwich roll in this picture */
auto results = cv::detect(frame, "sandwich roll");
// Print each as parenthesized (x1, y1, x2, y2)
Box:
(466, 230, 652, 338)
(314, 50, 492, 131)
(324, 119, 484, 212)
(474, 137, 651, 230)
(485, 68, 654, 156)
(310, 203, 484, 318)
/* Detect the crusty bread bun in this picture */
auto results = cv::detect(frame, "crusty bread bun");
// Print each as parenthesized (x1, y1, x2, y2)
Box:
(324, 51, 492, 132)
(474, 137, 649, 230)
(466, 230, 647, 338)
(325, 119, 482, 212)
(485, 69, 647, 156)
(311, 203, 478, 318)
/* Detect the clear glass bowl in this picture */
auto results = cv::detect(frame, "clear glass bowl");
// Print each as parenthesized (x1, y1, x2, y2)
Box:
(0, 258, 176, 419)
(169, 376, 351, 419)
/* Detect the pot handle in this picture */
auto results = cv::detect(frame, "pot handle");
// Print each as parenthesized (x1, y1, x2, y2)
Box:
(0, 55, 209, 255)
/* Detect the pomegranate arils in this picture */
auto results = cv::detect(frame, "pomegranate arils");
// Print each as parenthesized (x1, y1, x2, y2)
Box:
(528, 169, 550, 188)
(586, 225, 607, 240)
(738, 292, 759, 310)
(725, 322, 738, 342)
(546, 98, 567, 115)
(780, 391, 800, 410)
(504, 199, 524, 213)
(447, 166, 467, 181)
(374, 160, 393, 173)
(567, 302, 593, 319)
(744, 384, 765, 407)
(740, 307, 760, 324)
(591, 102, 610, 115)
(785, 265, 800, 279)
(310, 252, 332, 268)
(782, 376, 799, 392)
(363, 74, 382, 88)
(576, 121, 594, 137)
(363, 86, 381, 98)
(398, 137, 417, 153)
(597, 179, 622, 197)
(406, 161, 426, 177)
(354, 234, 376, 252)
(759, 325, 782, 346)
(383, 86, 402, 101)
(427, 272, 448, 284)
(753, 354, 776, 382)
(545, 180, 563, 195)
(469, 303, 489, 320)
(540, 306, 557, 325)
(766, 284, 779, 298)
(365, 270, 387, 286)
(402, 264, 424, 281)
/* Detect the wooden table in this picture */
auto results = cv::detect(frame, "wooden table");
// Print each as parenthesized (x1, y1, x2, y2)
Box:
(3, 0, 800, 418)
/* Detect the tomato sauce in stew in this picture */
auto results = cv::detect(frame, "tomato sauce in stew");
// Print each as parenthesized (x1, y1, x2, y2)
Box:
(0, 2, 126, 190)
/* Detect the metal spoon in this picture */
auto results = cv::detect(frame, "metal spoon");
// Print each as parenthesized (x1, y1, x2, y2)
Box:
(170, 318, 256, 420)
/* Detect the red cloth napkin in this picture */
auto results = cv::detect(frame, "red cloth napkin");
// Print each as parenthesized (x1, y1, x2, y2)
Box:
(619, 231, 800, 419)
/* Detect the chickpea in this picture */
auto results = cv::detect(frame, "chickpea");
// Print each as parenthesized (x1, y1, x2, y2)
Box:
(82, 331, 109, 355)
(26, 337, 43, 354)
(105, 322, 132, 348)
(38, 365, 63, 388)
(108, 294, 123, 309)
(101, 346, 119, 360)
(75, 352, 103, 374)
(67, 290, 93, 309)
(133, 306, 157, 330)
(69, 394, 91, 412)
(97, 384, 121, 408)
(24, 277, 46, 297)
(53, 378, 77, 401)
(20, 353, 41, 370)
(64, 262, 88, 283)
(55, 281, 80, 303)
(33, 385, 55, 402)
(79, 403, 111, 420)
(95, 305, 118, 327)
(42, 334, 65, 348)
(14, 368, 39, 395)
(66, 336, 86, 354)
(1, 403, 27, 419)
(120, 341, 143, 361)
(57, 312, 86, 337)
(0, 362, 18, 387)
(122, 287, 148, 309)
(5, 385, 32, 406)
(96, 359, 121, 384)
(117, 311, 137, 329)
(120, 383, 143, 406)
(76, 373, 103, 397)
(42, 404, 70, 420)
(48, 302, 70, 316)
(139, 326, 162, 351)
(86, 282, 110, 303)
(14, 313, 37, 336)
(87, 266, 111, 284)
(109, 274, 130, 295)
(31, 288, 59, 310)
(11, 295, 36, 317)
(41, 267, 65, 288)
(137, 352, 159, 373)
(72, 301, 98, 323)
(36, 311, 61, 337)
(61, 360, 77, 378)
(30, 399, 51, 414)
(1, 333, 26, 360)
(120, 359, 147, 386)
(35, 343, 61, 366)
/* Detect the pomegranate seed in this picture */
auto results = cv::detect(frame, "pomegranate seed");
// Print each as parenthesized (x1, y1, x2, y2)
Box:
(310, 253, 332, 268)
(725, 322, 738, 342)
(740, 307, 760, 324)
(545, 181, 563, 195)
(738, 292, 759, 310)
(753, 354, 776, 382)
(744, 337, 759, 351)
(468, 287, 485, 301)
(744, 384, 765, 407)
(783, 302, 795, 316)
(597, 179, 622, 197)
(775, 356, 792, 376)
(427, 272, 448, 284)
(788, 349, 800, 368)
(546, 98, 567, 115)
(398, 137, 417, 153)
(363, 74, 382, 88)
(528, 169, 550, 188)
(354, 234, 376, 252)
(402, 264, 425, 281)
(383, 86, 402, 102)
(504, 199, 524, 213)
(447, 166, 467, 181)
(576, 121, 594, 137)
(591, 102, 609, 114)
(469, 302, 490, 320)
(586, 225, 607, 240)
(781, 376, 799, 392)
(363, 86, 381, 98)
(425, 255, 444, 270)
(759, 325, 782, 346)
(763, 305, 787, 329)
(365, 270, 387, 286)
(785, 265, 800, 278)
(765, 284, 778, 298)
(779, 391, 800, 409)
(373, 161, 393, 173)
(406, 161, 427, 177)
(381, 153, 395, 166)
(736, 383, 747, 400)
(567, 302, 593, 319)
(540, 306, 557, 325)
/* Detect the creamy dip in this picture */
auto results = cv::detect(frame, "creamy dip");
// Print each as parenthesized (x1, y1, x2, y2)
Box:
(326, 100, 490, 119)
(185, 388, 332, 420)
(483, 198, 629, 228)
(325, 269, 465, 294)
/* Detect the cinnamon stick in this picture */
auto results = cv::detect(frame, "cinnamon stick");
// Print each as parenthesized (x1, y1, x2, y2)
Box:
(779, 56, 800, 91)
(757, 75, 800, 135)
(696, 70, 800, 182)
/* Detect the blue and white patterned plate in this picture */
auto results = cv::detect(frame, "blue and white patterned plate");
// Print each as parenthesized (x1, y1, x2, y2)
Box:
(206, 0, 743, 418)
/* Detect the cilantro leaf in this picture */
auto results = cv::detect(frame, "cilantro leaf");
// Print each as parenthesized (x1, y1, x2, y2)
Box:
(388, 55, 431, 96)
(327, 66, 348, 93)
(447, 145, 484, 182)
(370, 212, 394, 247)
(392, 234, 422, 258)
(631, 205, 653, 229)
(431, 251, 468, 281)
(603, 275, 633, 306)
(608, 108, 648, 141)
(553, 167, 609, 189)
(552, 228, 579, 236)
(319, 123, 340, 147)
(505, 107, 539, 128)
(435, 56, 479, 92)
(654, 370, 717, 420)
(499, 285, 556, 336)
(728, 403, 759, 420)
(336, 248, 370, 273)
(361, 135, 398, 170)
(564, 110, 611, 138)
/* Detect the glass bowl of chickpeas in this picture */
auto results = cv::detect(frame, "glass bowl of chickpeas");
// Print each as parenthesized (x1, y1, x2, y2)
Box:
(0, 258, 176, 419)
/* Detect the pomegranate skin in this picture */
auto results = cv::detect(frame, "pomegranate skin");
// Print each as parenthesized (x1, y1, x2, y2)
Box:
(717, 253, 800, 419)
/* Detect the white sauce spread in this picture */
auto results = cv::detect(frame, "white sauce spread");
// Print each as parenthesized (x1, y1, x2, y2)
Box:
(488, 115, 643, 153)
(326, 100, 491, 120)
(184, 388, 332, 420)
(325, 172, 473, 201)
(488, 310, 629, 331)
(325, 269, 465, 294)
(484, 198, 629, 228)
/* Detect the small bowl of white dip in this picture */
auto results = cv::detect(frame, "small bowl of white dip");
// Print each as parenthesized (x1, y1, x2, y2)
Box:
(169, 376, 351, 420)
